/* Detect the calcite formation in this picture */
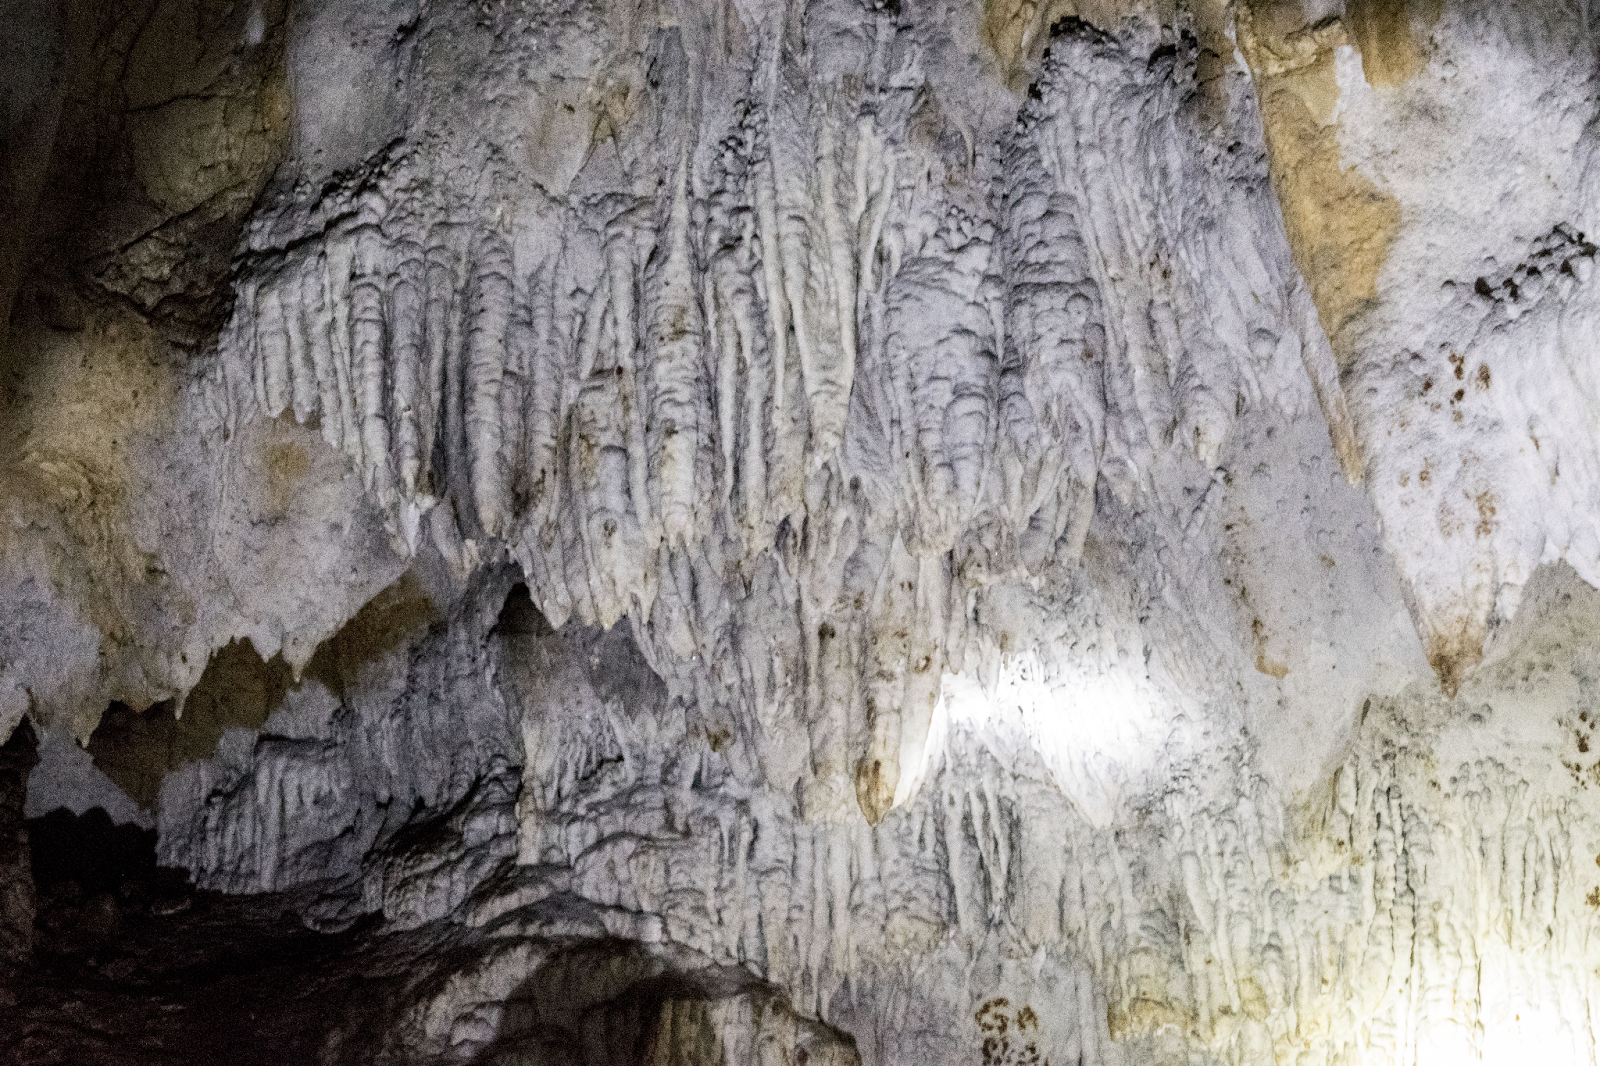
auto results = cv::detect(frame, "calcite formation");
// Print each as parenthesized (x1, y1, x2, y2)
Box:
(5, 1, 1600, 1063)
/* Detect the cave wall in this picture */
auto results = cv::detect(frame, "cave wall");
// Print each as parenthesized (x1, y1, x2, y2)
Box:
(6, 1, 1600, 1064)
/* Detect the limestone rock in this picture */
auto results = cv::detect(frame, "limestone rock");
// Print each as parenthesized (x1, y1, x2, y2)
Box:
(8, 1, 1600, 1063)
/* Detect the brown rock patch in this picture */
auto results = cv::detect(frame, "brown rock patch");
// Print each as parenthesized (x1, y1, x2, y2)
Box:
(1239, 3, 1403, 368)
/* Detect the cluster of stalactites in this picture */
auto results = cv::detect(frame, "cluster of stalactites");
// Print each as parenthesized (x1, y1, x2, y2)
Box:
(225, 23, 1329, 822)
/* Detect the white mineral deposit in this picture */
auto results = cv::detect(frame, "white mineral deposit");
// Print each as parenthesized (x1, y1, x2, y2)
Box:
(3, 1, 1599, 1063)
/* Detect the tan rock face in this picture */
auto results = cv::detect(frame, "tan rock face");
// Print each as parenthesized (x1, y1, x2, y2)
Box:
(1344, 0, 1442, 87)
(0, 301, 184, 723)
(0, 0, 297, 734)
(1238, 2, 1402, 369)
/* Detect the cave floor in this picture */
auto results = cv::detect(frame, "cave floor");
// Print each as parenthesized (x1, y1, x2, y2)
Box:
(1, 873, 430, 1066)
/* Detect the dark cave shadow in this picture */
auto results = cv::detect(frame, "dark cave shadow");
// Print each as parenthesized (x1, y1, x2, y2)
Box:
(465, 939, 754, 1066)
(9, 803, 394, 1066)
(463, 936, 863, 1066)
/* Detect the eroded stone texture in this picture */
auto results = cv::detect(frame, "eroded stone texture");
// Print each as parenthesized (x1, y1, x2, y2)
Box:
(8, 1, 1600, 1064)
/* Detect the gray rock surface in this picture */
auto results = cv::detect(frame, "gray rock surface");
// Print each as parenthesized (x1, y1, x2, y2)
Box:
(8, 1, 1600, 1063)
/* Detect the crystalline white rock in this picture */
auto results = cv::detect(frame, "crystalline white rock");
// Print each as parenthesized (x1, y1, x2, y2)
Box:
(13, 1, 1600, 1063)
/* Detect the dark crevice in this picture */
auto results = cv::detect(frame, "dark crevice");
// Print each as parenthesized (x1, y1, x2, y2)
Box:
(494, 582, 556, 638)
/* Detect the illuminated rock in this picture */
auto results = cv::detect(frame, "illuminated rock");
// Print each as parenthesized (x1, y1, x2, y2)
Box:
(6, 1, 1600, 1063)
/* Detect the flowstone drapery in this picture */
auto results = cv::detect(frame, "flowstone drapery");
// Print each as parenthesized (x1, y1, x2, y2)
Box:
(8, 2, 1600, 1064)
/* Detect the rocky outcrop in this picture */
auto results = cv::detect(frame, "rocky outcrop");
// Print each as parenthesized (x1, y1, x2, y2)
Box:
(9, 1, 1600, 1063)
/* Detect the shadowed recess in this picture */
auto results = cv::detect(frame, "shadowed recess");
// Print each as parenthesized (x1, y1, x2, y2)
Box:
(87, 570, 438, 809)
(87, 639, 294, 809)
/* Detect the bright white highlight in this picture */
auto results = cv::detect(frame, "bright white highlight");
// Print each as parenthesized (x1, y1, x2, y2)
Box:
(244, 3, 265, 47)
(917, 651, 1172, 827)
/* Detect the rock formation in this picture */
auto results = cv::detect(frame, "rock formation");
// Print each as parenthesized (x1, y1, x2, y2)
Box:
(5, 0, 1600, 1063)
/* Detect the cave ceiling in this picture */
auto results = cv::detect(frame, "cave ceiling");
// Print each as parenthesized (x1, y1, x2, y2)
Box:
(4, 1, 1600, 1063)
